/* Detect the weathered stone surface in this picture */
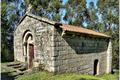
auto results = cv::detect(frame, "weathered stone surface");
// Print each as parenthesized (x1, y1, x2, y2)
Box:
(14, 16, 55, 72)
(14, 14, 112, 75)
(53, 28, 111, 75)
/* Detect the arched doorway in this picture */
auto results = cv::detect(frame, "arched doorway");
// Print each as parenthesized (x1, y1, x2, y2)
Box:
(93, 59, 99, 75)
(23, 30, 34, 69)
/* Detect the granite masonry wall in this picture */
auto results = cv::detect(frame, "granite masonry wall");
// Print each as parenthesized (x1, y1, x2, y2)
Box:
(14, 15, 112, 74)
(14, 16, 55, 72)
(53, 27, 109, 75)
(14, 16, 36, 62)
(34, 20, 55, 72)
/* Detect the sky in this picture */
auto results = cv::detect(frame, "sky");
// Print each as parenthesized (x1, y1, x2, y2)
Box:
(86, 0, 97, 8)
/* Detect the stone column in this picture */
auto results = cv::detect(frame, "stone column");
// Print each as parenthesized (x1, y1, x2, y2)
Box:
(49, 30, 56, 72)
(106, 39, 112, 73)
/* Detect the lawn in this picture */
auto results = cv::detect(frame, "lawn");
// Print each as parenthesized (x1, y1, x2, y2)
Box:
(17, 70, 119, 80)
(1, 62, 119, 80)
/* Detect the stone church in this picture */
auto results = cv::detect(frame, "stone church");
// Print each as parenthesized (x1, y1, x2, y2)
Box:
(14, 13, 112, 75)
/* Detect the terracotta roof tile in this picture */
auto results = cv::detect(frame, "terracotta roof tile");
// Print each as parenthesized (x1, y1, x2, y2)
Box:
(60, 24, 110, 38)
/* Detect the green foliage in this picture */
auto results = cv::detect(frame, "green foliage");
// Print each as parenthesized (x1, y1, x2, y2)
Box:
(112, 28, 119, 69)
(1, 1, 12, 61)
(97, 0, 119, 69)
(63, 0, 87, 26)
(24, 0, 63, 21)
(1, 0, 24, 62)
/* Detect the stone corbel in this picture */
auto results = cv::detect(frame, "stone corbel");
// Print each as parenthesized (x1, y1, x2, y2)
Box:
(61, 29, 66, 36)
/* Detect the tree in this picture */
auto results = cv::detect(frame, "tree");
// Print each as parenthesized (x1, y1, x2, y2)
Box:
(1, 0, 24, 61)
(63, 0, 87, 26)
(24, 0, 63, 22)
(1, 1, 10, 61)
(97, 0, 119, 69)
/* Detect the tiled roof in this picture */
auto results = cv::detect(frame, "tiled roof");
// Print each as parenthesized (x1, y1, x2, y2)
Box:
(17, 13, 110, 38)
(59, 24, 110, 38)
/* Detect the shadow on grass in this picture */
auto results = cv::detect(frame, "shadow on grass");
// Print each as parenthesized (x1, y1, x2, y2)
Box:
(1, 72, 15, 80)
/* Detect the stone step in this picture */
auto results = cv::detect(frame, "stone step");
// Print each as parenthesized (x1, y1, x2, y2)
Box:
(2, 62, 28, 79)
(14, 70, 29, 78)
(11, 65, 27, 76)
(12, 71, 25, 78)
(7, 62, 21, 67)
(18, 67, 27, 71)
(12, 64, 22, 69)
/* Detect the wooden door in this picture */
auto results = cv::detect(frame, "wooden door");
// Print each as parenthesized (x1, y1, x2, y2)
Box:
(29, 44, 34, 68)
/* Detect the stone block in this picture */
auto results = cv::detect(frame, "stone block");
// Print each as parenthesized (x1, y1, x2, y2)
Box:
(14, 14, 111, 75)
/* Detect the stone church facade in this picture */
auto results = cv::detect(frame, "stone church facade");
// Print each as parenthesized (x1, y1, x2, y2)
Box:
(14, 13, 112, 75)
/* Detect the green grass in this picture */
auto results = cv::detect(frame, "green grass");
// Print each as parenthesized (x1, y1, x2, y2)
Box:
(1, 62, 119, 80)
(17, 71, 119, 80)
(98, 70, 119, 80)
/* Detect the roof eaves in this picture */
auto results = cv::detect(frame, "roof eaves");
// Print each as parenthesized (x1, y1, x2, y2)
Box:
(59, 25, 111, 38)
(26, 13, 56, 25)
